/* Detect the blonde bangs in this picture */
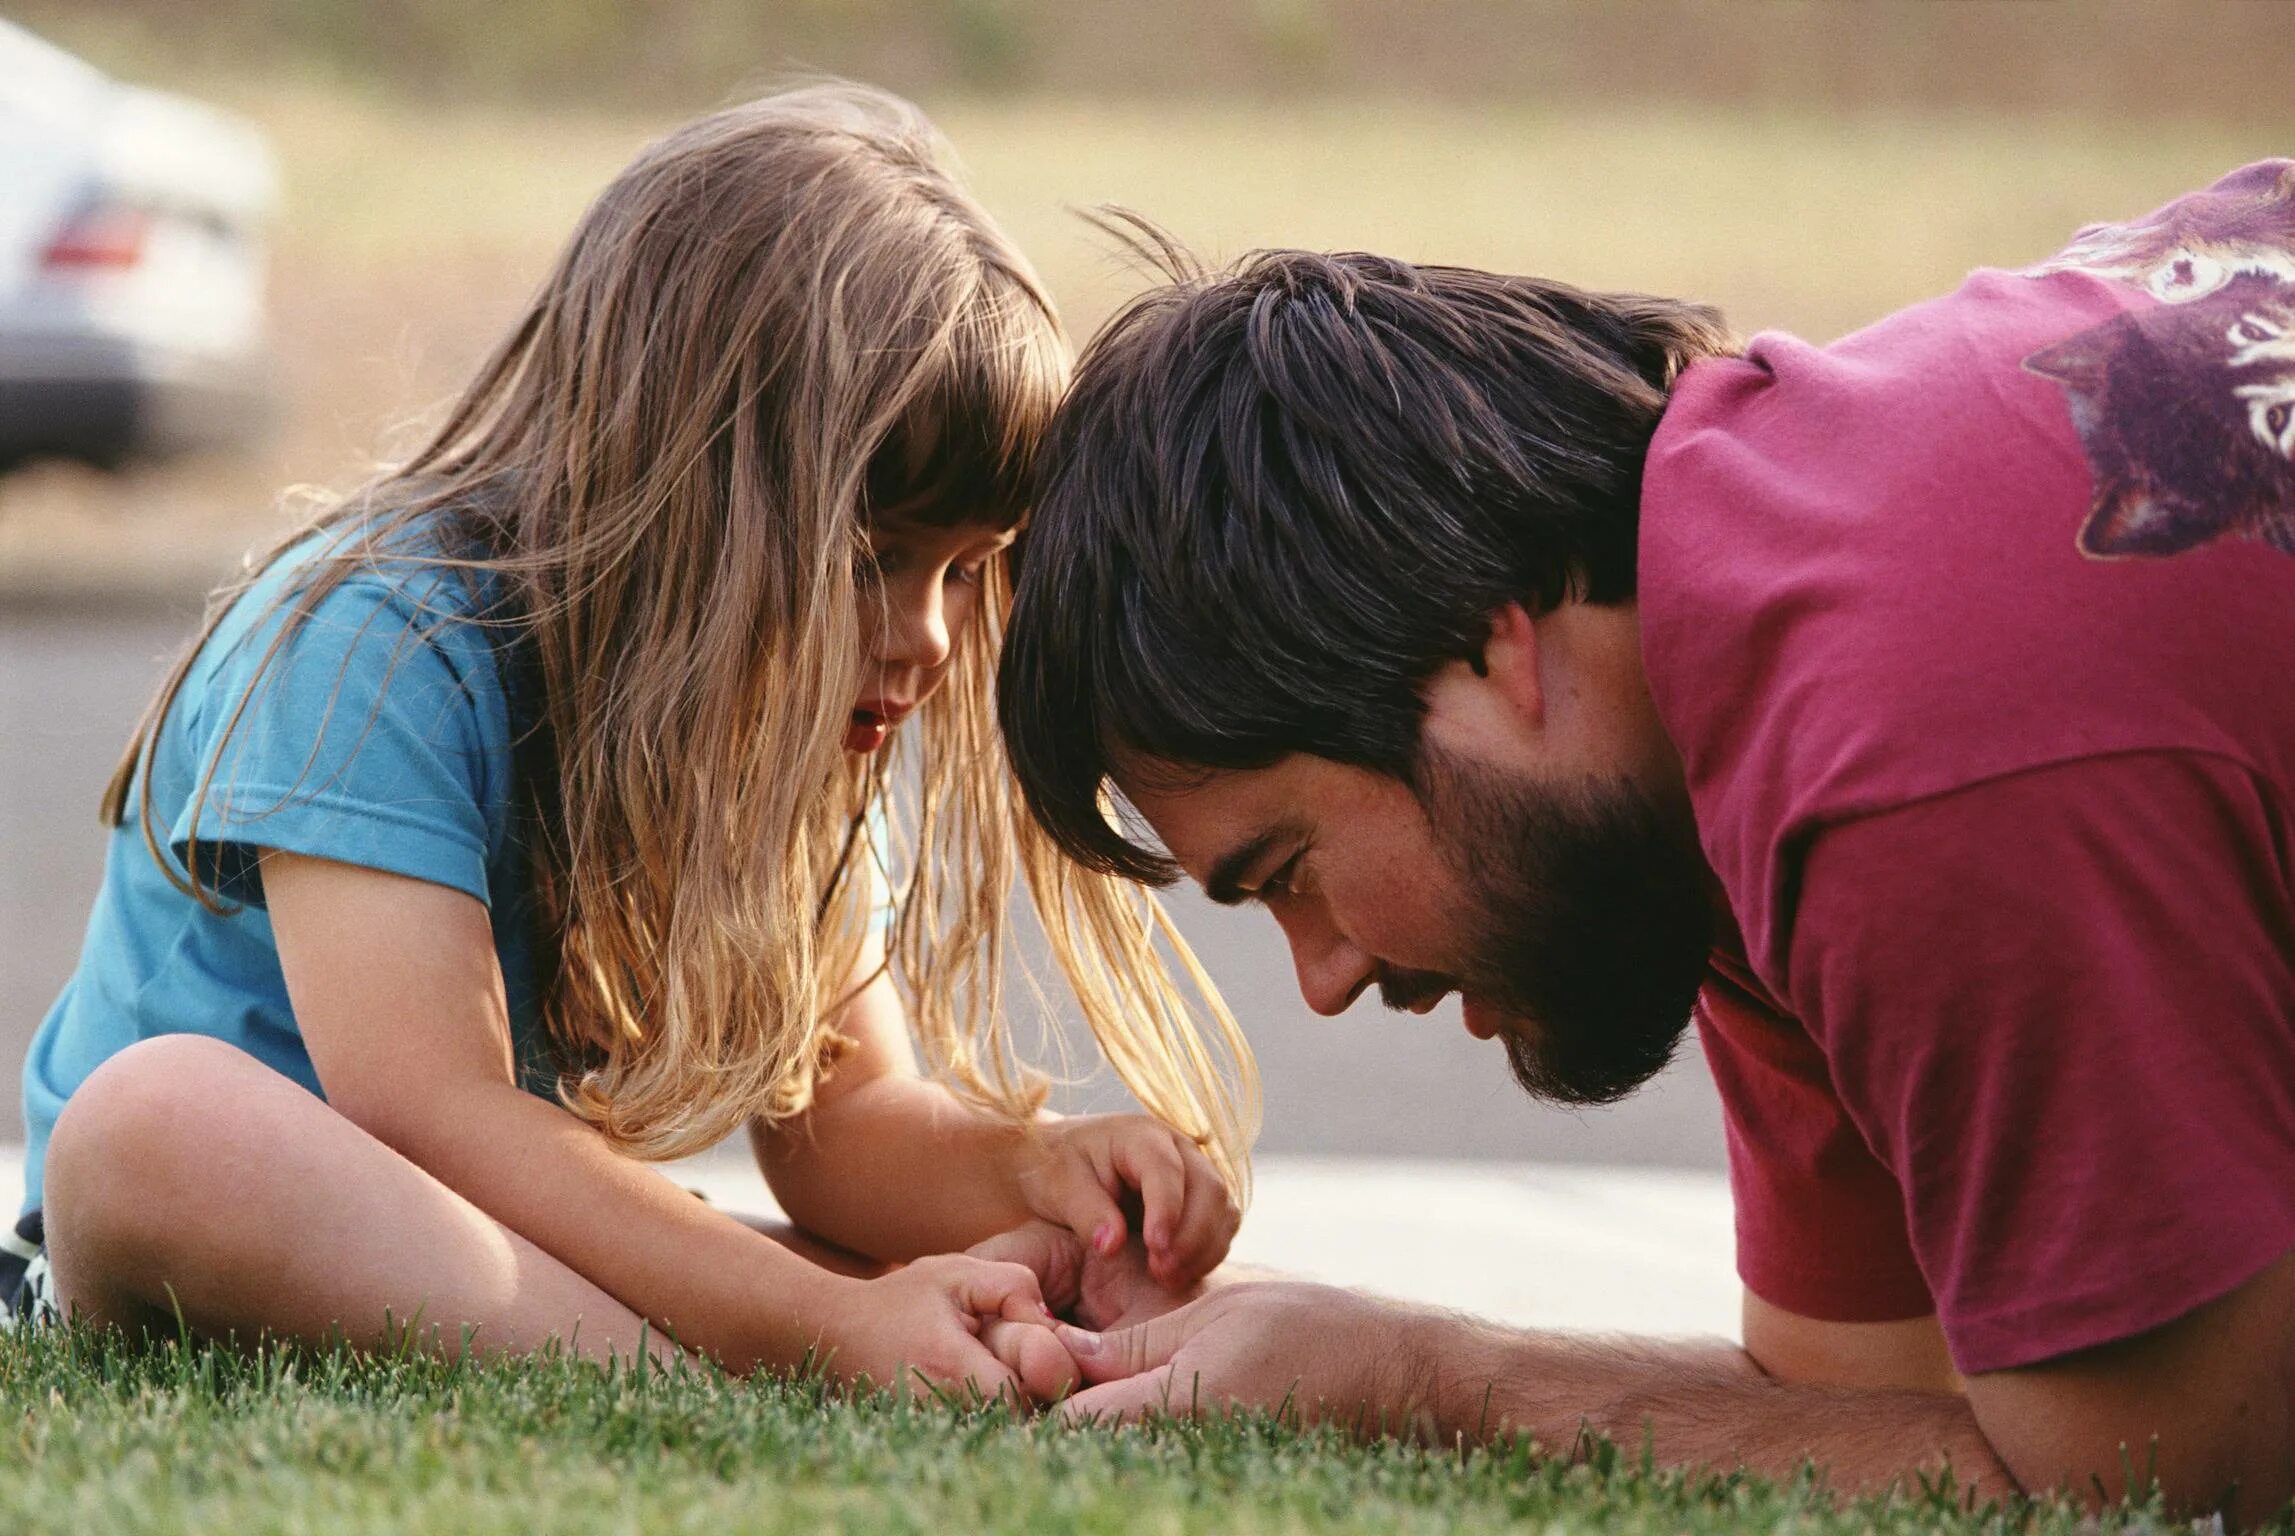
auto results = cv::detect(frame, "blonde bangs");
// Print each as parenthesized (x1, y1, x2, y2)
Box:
(863, 268, 1069, 532)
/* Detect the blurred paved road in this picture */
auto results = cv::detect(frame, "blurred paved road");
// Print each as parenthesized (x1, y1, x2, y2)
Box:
(0, 604, 1727, 1168)
(0, 1136, 1740, 1335)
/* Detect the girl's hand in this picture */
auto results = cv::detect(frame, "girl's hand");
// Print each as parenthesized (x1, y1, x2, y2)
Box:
(969, 1219, 1211, 1334)
(1014, 1115, 1241, 1289)
(816, 1254, 1063, 1402)
(979, 1316, 1083, 1403)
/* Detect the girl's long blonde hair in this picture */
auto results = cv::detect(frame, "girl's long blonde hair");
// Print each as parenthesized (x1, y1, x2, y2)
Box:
(103, 82, 1258, 1190)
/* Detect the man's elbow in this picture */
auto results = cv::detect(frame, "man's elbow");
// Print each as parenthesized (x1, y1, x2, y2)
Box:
(1996, 1426, 2289, 1527)
(1972, 1256, 2295, 1527)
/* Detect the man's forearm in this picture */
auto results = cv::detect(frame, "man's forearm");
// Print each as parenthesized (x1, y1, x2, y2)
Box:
(1409, 1313, 2013, 1499)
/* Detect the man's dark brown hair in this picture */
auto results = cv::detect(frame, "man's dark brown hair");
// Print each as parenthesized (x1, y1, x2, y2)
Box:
(998, 239, 1737, 883)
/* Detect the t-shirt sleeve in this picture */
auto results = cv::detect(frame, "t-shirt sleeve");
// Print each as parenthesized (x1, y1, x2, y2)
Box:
(171, 577, 499, 909)
(1696, 969, 1935, 1324)
(1785, 751, 2295, 1375)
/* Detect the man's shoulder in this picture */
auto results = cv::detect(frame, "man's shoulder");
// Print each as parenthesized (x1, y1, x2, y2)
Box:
(1651, 511, 2295, 990)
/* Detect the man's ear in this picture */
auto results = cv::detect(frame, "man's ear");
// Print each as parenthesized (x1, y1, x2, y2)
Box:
(1423, 603, 1547, 756)
(1474, 603, 1546, 729)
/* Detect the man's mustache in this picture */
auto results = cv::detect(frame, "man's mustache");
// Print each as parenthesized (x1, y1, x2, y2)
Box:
(1377, 966, 1456, 1013)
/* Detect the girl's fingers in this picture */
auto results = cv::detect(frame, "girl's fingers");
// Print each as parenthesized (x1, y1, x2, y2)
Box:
(965, 1221, 1085, 1316)
(926, 1335, 1026, 1405)
(1164, 1147, 1242, 1280)
(949, 1257, 1054, 1326)
(980, 1319, 1082, 1402)
(1033, 1165, 1130, 1259)
(1113, 1131, 1189, 1259)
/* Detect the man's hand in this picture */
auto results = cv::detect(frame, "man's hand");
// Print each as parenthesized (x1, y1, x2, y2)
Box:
(1053, 1279, 2006, 1504)
(966, 1219, 1209, 1333)
(1050, 1281, 1430, 1431)
(1021, 1242, 2295, 1524)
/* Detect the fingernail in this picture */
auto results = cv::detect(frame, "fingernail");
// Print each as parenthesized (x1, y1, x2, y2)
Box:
(1093, 1222, 1121, 1255)
(1056, 1324, 1101, 1358)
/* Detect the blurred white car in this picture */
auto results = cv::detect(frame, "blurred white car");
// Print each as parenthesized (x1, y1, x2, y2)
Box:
(0, 21, 278, 469)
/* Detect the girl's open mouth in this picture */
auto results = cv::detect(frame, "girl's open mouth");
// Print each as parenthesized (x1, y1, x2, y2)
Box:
(844, 709, 890, 754)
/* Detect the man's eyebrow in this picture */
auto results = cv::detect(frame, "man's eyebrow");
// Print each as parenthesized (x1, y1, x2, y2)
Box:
(1204, 825, 1291, 907)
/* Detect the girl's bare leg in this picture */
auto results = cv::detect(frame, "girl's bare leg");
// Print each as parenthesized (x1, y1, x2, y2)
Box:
(42, 1034, 677, 1364)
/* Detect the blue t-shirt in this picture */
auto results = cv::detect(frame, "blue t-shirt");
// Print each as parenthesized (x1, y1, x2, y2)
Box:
(21, 531, 551, 1216)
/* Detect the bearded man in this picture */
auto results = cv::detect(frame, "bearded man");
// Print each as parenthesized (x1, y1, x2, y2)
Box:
(995, 164, 2295, 1520)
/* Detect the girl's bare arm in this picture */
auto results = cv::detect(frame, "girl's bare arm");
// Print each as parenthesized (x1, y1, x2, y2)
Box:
(261, 850, 1043, 1381)
(759, 943, 1241, 1277)
(750, 949, 1041, 1260)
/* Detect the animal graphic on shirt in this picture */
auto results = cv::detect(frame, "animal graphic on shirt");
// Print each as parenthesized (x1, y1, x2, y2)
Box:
(2024, 270, 2295, 559)
(2031, 159, 2295, 302)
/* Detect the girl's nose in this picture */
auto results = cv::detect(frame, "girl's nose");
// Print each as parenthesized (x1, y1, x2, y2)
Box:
(884, 579, 952, 672)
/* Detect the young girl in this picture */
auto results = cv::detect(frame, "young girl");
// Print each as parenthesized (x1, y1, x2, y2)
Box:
(10, 83, 1256, 1399)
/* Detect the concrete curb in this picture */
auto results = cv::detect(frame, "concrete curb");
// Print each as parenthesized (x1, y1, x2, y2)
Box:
(0, 1145, 1740, 1339)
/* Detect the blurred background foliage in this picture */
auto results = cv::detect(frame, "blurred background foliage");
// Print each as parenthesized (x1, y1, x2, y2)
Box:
(4, 0, 2287, 599)
(25, 0, 2295, 118)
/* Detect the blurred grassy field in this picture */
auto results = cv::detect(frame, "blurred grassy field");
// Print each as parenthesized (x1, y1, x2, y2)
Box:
(0, 64, 2280, 598)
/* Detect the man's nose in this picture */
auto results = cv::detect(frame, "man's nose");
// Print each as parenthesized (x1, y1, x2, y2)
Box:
(883, 579, 952, 672)
(1279, 906, 1374, 1018)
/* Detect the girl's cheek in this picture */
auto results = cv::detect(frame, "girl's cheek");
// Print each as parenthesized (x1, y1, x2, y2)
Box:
(949, 584, 981, 636)
(854, 578, 891, 665)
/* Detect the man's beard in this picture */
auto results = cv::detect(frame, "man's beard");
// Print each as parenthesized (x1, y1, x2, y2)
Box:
(1402, 745, 1715, 1107)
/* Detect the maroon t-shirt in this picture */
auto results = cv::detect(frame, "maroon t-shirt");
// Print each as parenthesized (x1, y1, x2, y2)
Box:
(1639, 161, 2295, 1375)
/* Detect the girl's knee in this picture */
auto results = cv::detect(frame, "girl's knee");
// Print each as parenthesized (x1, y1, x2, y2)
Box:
(45, 1035, 280, 1230)
(45, 1036, 311, 1322)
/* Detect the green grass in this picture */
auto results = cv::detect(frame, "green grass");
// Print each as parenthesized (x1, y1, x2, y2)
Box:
(0, 1325, 2207, 1536)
